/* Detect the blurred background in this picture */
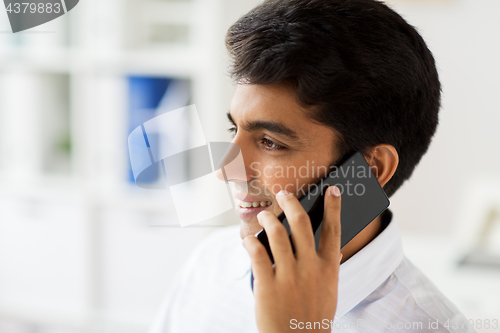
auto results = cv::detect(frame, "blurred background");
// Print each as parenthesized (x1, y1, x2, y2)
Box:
(0, 0, 499, 332)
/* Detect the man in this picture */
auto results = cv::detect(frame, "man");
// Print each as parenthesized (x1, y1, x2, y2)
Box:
(150, 0, 476, 332)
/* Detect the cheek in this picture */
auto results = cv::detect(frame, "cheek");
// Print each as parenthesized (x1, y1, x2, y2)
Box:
(251, 157, 331, 202)
(257, 164, 297, 195)
(261, 162, 329, 197)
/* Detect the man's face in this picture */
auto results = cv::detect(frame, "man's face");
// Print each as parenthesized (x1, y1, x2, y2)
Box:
(225, 83, 341, 239)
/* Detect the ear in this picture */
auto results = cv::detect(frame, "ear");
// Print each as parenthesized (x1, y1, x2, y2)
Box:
(364, 144, 399, 187)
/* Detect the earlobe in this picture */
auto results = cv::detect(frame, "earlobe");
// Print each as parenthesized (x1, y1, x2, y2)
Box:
(365, 145, 399, 188)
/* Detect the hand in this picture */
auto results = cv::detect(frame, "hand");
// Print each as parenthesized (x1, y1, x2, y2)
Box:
(242, 186, 343, 333)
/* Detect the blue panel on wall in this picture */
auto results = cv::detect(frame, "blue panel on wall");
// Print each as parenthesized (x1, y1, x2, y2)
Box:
(127, 76, 171, 184)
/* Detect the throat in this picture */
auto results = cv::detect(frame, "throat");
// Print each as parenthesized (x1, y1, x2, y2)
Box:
(340, 214, 383, 264)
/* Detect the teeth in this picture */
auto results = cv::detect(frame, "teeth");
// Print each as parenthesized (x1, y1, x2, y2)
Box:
(236, 199, 271, 208)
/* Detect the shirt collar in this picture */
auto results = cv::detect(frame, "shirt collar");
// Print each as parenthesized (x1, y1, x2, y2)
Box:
(334, 208, 404, 319)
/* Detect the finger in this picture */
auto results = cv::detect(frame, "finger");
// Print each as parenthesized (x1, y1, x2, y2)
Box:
(242, 235, 274, 285)
(318, 186, 342, 262)
(257, 210, 296, 270)
(275, 190, 316, 259)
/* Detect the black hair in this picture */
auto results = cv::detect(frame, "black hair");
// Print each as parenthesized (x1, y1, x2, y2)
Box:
(225, 0, 441, 197)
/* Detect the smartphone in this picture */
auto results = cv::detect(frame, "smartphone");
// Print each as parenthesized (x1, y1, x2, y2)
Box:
(250, 151, 390, 291)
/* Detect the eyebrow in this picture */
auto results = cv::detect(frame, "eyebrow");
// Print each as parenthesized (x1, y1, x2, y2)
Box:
(227, 111, 303, 145)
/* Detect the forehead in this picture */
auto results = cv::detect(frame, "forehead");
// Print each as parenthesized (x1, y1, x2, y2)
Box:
(230, 83, 307, 121)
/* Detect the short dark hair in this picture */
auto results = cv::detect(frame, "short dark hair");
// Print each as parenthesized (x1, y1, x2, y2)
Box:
(225, 0, 441, 198)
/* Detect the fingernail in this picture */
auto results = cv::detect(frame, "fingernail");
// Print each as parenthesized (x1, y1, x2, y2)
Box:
(330, 186, 341, 197)
(339, 253, 343, 263)
(276, 190, 292, 197)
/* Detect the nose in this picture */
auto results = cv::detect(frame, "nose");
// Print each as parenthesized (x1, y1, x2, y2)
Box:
(214, 141, 249, 183)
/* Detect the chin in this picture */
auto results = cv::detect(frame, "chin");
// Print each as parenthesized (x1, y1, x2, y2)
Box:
(239, 219, 261, 240)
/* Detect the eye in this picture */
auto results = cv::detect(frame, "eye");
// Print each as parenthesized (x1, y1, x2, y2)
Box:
(261, 138, 287, 151)
(227, 126, 287, 151)
(227, 126, 237, 138)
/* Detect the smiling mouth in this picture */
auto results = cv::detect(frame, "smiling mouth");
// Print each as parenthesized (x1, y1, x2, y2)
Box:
(235, 198, 272, 208)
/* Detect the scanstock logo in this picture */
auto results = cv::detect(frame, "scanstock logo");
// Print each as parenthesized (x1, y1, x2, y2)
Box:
(3, 0, 79, 33)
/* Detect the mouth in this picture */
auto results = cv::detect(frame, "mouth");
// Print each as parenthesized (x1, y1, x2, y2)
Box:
(234, 198, 273, 220)
(236, 198, 272, 208)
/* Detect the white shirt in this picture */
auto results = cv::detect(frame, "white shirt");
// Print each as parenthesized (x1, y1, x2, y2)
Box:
(149, 210, 477, 332)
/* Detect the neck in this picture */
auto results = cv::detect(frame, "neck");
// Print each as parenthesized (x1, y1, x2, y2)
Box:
(340, 214, 383, 264)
